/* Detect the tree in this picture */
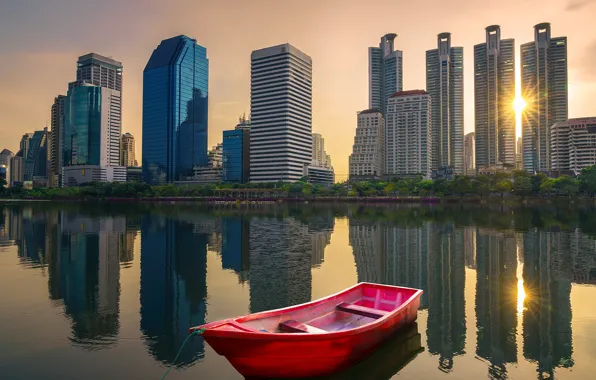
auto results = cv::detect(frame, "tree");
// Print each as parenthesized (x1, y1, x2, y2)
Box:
(540, 178, 555, 197)
(417, 180, 434, 196)
(555, 175, 579, 198)
(494, 180, 512, 198)
(579, 165, 596, 197)
(532, 172, 548, 195)
(384, 183, 397, 196)
(452, 176, 470, 198)
(513, 177, 532, 198)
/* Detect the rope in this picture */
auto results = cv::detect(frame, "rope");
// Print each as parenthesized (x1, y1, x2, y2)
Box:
(160, 328, 205, 380)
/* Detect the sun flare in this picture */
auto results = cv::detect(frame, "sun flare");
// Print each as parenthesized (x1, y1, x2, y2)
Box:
(514, 96, 527, 114)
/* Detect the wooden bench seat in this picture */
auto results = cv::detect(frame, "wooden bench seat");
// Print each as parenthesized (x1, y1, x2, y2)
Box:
(336, 302, 388, 319)
(279, 320, 327, 334)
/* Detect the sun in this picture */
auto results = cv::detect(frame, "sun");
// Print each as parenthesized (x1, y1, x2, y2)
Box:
(514, 96, 527, 114)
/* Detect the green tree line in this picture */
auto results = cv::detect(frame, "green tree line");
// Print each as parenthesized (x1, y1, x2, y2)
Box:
(1, 165, 596, 200)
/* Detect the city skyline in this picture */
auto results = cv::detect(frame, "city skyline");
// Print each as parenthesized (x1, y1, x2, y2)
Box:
(1, 1, 595, 180)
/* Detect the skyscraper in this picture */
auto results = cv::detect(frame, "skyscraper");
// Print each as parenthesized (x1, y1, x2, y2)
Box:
(521, 23, 568, 172)
(369, 34, 403, 117)
(50, 95, 66, 187)
(312, 133, 328, 167)
(24, 128, 49, 184)
(464, 132, 475, 176)
(385, 90, 432, 179)
(62, 84, 124, 186)
(349, 109, 385, 180)
(474, 26, 516, 171)
(222, 128, 250, 184)
(71, 53, 123, 93)
(19, 133, 33, 159)
(250, 44, 312, 182)
(426, 33, 464, 174)
(63, 84, 121, 167)
(142, 35, 209, 184)
(120, 132, 136, 167)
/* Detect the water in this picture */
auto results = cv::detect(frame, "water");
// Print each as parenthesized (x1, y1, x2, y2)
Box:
(0, 201, 595, 380)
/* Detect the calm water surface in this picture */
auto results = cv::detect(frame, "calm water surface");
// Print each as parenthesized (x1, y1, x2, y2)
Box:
(0, 202, 595, 379)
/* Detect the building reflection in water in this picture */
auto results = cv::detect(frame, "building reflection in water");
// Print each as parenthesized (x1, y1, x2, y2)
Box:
(2, 203, 595, 376)
(248, 214, 333, 313)
(475, 228, 518, 379)
(523, 229, 574, 378)
(426, 223, 466, 372)
(349, 218, 466, 372)
(140, 216, 209, 367)
(0, 205, 140, 350)
(221, 217, 250, 283)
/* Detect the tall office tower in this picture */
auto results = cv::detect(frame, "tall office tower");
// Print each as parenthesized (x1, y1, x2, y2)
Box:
(64, 84, 121, 167)
(385, 90, 432, 179)
(250, 44, 312, 182)
(120, 132, 136, 167)
(71, 53, 123, 93)
(62, 84, 124, 185)
(50, 95, 66, 187)
(24, 128, 49, 184)
(521, 23, 568, 173)
(550, 117, 596, 172)
(474, 26, 516, 171)
(349, 109, 385, 180)
(312, 133, 328, 167)
(426, 33, 464, 173)
(464, 132, 475, 176)
(223, 117, 251, 184)
(142, 35, 209, 184)
(19, 133, 33, 159)
(369, 34, 403, 117)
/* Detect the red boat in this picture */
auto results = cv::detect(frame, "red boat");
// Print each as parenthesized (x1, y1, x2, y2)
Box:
(190, 282, 423, 379)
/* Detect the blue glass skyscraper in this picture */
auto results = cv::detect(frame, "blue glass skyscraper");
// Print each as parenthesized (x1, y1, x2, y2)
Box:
(222, 128, 250, 183)
(142, 35, 209, 185)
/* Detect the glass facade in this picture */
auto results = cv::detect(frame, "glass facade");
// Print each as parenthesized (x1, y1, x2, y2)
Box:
(23, 129, 48, 181)
(222, 129, 248, 183)
(142, 35, 209, 185)
(63, 85, 102, 166)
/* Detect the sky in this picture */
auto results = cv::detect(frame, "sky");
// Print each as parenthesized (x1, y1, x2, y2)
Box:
(1, 0, 595, 180)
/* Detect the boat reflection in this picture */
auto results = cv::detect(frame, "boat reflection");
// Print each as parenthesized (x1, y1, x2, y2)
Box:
(263, 323, 423, 380)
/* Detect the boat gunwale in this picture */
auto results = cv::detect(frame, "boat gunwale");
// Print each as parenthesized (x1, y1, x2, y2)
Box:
(195, 282, 423, 341)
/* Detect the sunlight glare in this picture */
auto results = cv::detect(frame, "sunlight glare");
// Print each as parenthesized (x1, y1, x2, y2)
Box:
(514, 96, 527, 114)
(517, 278, 526, 314)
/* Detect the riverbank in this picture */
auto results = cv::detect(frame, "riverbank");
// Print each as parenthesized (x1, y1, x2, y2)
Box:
(1, 195, 593, 205)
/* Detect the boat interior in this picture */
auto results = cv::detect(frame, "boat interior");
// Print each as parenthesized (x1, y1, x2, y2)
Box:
(237, 284, 418, 334)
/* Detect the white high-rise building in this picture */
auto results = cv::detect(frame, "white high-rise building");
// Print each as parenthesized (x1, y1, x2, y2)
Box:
(312, 133, 329, 167)
(550, 117, 596, 172)
(474, 25, 516, 171)
(426, 33, 464, 174)
(521, 23, 568, 172)
(250, 44, 312, 182)
(349, 109, 385, 180)
(369, 34, 403, 117)
(464, 132, 475, 176)
(385, 90, 432, 179)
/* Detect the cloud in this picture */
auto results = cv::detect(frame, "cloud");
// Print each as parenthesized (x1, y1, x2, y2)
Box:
(566, 0, 595, 11)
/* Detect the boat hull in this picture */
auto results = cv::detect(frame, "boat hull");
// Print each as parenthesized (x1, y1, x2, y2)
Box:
(196, 283, 422, 378)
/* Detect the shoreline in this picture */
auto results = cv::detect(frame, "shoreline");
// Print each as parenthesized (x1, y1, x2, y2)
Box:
(1, 196, 592, 205)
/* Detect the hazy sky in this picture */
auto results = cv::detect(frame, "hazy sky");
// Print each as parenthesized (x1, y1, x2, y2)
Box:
(1, 0, 595, 180)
